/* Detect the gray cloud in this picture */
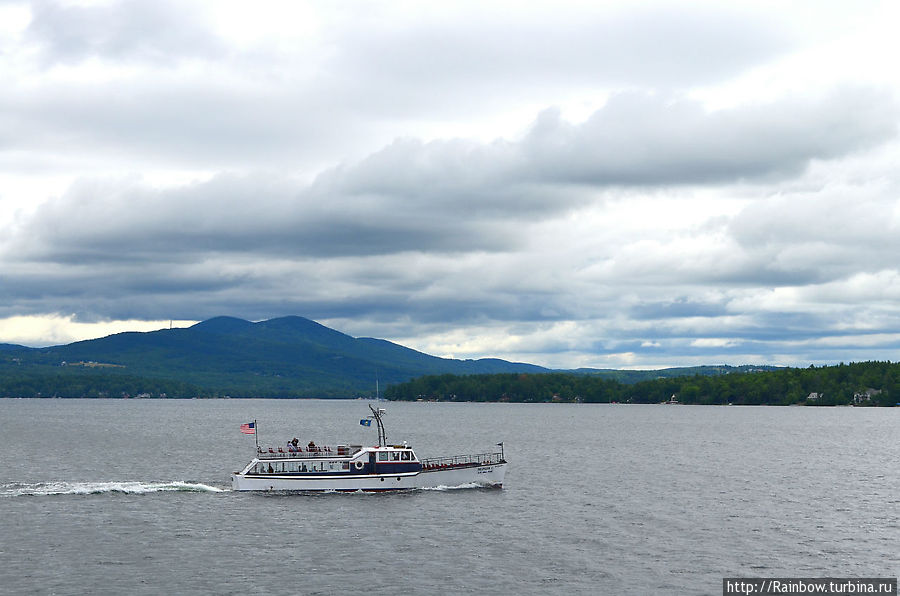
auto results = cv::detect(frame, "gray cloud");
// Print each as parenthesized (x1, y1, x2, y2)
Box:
(331, 6, 792, 97)
(0, 79, 348, 171)
(0, 1, 799, 179)
(26, 0, 225, 65)
(10, 88, 893, 270)
(629, 298, 730, 321)
(728, 177, 900, 283)
(523, 89, 897, 185)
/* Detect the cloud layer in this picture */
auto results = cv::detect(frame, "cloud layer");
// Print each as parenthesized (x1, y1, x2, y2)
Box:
(1, 0, 900, 368)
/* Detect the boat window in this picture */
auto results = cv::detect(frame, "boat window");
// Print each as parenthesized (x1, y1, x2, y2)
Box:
(342, 462, 350, 470)
(378, 452, 389, 462)
(401, 451, 411, 461)
(390, 452, 400, 461)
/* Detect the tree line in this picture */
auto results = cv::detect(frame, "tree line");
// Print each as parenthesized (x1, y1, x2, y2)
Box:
(383, 361, 900, 406)
(0, 363, 365, 398)
(6, 358, 900, 404)
(0, 366, 205, 398)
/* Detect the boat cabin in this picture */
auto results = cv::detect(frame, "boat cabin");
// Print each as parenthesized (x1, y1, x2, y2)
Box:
(244, 444, 422, 477)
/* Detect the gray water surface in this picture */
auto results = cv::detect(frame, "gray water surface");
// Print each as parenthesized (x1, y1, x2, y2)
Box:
(1, 399, 897, 595)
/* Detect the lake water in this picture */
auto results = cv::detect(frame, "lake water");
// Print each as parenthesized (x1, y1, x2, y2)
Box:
(1, 399, 898, 595)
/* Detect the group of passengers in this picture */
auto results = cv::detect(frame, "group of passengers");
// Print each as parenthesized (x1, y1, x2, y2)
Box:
(260, 462, 313, 473)
(283, 438, 326, 453)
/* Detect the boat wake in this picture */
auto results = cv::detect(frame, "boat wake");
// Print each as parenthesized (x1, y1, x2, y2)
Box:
(1, 481, 227, 497)
(420, 482, 496, 491)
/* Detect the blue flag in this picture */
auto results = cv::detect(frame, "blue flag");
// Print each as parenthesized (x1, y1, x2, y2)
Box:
(360, 419, 372, 426)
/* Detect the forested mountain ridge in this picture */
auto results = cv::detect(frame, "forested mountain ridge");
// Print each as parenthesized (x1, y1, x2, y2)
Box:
(4, 316, 894, 404)
(0, 316, 547, 397)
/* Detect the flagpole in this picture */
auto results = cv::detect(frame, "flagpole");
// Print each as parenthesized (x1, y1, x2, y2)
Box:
(254, 419, 259, 452)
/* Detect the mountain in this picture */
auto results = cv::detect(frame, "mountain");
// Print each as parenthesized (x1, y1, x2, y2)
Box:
(0, 343, 29, 351)
(0, 316, 547, 397)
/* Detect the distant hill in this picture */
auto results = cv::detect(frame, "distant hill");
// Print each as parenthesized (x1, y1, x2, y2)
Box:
(0, 343, 29, 351)
(0, 316, 548, 398)
(0, 316, 795, 398)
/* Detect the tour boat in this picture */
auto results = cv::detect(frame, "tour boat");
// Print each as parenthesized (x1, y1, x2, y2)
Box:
(231, 406, 507, 492)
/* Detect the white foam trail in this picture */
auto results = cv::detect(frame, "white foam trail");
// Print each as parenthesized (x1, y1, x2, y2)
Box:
(420, 482, 490, 491)
(1, 481, 226, 497)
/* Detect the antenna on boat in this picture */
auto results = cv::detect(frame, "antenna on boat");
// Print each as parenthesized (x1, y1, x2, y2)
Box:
(368, 404, 387, 447)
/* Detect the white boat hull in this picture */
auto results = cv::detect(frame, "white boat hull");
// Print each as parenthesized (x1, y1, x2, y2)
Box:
(231, 462, 506, 492)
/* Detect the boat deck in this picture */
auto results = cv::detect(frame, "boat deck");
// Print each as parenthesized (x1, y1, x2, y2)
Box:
(254, 446, 505, 468)
(420, 452, 504, 469)
(256, 445, 360, 460)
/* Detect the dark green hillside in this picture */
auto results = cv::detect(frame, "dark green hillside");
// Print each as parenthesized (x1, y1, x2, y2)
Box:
(384, 361, 900, 406)
(1, 343, 28, 351)
(0, 363, 204, 398)
(0, 316, 547, 398)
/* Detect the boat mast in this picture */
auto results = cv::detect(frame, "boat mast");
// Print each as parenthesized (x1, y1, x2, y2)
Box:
(368, 404, 387, 447)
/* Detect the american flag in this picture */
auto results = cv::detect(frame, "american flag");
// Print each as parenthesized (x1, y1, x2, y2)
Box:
(240, 422, 256, 435)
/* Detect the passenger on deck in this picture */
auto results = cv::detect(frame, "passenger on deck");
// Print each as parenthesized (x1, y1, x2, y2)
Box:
(291, 438, 300, 450)
(267, 464, 274, 473)
(308, 440, 317, 452)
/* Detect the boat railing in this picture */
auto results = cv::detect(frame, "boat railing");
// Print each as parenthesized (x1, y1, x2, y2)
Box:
(257, 446, 357, 460)
(420, 451, 504, 469)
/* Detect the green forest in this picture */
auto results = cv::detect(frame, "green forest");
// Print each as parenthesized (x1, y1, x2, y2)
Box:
(383, 361, 900, 406)
(0, 365, 208, 398)
(5, 354, 900, 405)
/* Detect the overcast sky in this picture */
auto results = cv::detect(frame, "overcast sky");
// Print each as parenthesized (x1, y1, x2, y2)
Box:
(2, 0, 899, 369)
